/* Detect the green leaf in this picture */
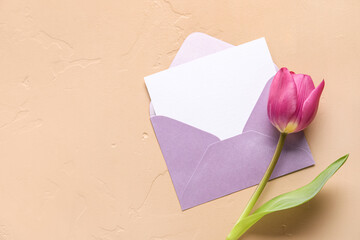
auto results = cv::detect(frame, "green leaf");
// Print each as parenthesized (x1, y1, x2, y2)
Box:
(227, 154, 349, 240)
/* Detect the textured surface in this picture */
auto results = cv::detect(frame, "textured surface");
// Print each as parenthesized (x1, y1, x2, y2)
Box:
(0, 0, 359, 239)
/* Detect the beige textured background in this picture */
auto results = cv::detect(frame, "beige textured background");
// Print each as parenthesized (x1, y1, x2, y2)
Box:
(0, 0, 359, 239)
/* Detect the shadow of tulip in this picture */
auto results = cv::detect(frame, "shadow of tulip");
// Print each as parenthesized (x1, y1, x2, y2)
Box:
(242, 190, 338, 239)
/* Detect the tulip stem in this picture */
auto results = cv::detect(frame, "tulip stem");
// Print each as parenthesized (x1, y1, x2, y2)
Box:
(236, 132, 287, 223)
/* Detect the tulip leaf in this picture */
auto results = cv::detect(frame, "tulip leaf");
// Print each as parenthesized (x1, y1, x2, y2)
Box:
(227, 154, 348, 240)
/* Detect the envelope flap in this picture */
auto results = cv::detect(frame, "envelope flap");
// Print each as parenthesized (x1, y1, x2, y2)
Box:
(180, 131, 314, 210)
(151, 116, 219, 196)
(171, 32, 233, 67)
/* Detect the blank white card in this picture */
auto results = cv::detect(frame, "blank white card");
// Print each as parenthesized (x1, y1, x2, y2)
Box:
(145, 38, 276, 140)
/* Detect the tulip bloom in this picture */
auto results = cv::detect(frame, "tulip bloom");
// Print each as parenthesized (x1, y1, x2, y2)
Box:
(228, 67, 326, 240)
(267, 67, 325, 134)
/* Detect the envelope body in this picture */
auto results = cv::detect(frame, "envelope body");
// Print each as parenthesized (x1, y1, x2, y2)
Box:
(149, 33, 314, 210)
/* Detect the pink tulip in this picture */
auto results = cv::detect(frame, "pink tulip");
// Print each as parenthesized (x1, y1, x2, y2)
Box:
(267, 67, 325, 134)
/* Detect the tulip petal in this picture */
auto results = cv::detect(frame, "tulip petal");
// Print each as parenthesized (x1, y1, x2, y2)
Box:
(267, 67, 298, 131)
(292, 73, 315, 108)
(297, 80, 325, 131)
(291, 73, 316, 126)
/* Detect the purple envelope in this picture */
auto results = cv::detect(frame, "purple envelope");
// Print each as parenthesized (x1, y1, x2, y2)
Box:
(149, 33, 314, 210)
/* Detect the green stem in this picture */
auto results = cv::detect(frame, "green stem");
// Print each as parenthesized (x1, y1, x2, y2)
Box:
(236, 132, 287, 222)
